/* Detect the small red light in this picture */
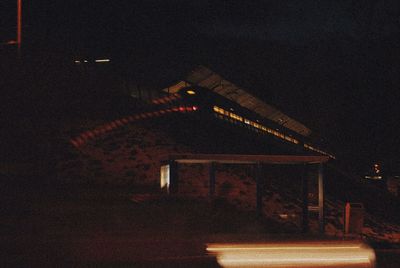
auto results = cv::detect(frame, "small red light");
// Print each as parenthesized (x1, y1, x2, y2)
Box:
(172, 107, 179, 112)
(179, 106, 185, 112)
(193, 106, 198, 111)
(186, 106, 193, 111)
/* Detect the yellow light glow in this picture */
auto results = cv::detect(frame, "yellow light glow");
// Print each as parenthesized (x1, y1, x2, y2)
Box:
(186, 90, 196, 95)
(212, 105, 302, 145)
(160, 165, 170, 190)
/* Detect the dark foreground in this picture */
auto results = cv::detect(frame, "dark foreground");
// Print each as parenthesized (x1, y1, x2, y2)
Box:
(1, 182, 399, 267)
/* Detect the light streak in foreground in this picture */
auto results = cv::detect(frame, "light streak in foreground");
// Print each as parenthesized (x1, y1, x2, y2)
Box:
(206, 241, 375, 268)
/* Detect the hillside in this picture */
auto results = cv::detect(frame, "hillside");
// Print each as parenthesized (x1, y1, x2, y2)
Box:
(56, 113, 400, 243)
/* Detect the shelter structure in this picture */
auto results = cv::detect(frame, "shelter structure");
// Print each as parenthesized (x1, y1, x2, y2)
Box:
(161, 154, 330, 234)
(163, 66, 312, 137)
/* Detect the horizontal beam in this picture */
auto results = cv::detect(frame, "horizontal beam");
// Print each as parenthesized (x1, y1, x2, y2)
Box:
(168, 154, 329, 165)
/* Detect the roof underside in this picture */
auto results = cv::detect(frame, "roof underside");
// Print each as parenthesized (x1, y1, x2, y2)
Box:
(164, 66, 312, 137)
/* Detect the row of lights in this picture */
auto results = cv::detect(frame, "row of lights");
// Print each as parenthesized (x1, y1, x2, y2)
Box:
(302, 144, 335, 159)
(70, 105, 198, 148)
(213, 105, 335, 159)
(213, 106, 300, 145)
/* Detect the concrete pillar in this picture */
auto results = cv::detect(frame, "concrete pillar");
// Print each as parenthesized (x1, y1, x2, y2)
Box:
(169, 160, 179, 194)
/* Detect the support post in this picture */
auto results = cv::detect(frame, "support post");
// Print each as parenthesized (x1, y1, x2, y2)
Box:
(302, 164, 309, 233)
(318, 163, 325, 234)
(169, 160, 179, 194)
(209, 162, 216, 197)
(256, 162, 263, 216)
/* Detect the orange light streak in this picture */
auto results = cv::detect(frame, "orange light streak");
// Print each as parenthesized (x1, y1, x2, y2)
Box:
(70, 106, 199, 148)
(207, 241, 375, 268)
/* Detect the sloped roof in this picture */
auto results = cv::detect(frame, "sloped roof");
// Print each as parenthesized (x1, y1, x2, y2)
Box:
(165, 66, 312, 137)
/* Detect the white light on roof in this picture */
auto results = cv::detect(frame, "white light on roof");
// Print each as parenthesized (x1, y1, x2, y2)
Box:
(95, 59, 111, 63)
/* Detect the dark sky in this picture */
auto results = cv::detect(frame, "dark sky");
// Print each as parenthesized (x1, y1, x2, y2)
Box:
(2, 0, 400, 172)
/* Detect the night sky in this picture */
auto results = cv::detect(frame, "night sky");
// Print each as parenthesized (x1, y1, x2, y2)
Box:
(2, 0, 400, 173)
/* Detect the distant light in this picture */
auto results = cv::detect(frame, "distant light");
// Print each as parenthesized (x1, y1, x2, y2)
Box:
(186, 90, 196, 95)
(83, 60, 88, 63)
(193, 106, 198, 111)
(95, 59, 110, 63)
(365, 175, 382, 180)
(74, 60, 81, 64)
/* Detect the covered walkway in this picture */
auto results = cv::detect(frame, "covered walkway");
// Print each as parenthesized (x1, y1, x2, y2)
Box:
(163, 154, 330, 234)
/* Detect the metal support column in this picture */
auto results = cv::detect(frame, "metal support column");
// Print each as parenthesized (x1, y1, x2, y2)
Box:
(302, 164, 309, 233)
(318, 163, 325, 234)
(169, 160, 179, 194)
(256, 162, 263, 216)
(209, 162, 216, 196)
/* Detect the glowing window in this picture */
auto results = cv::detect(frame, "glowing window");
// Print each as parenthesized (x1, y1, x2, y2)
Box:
(160, 165, 170, 190)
